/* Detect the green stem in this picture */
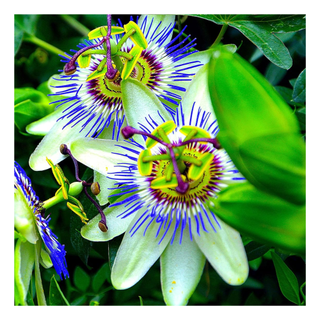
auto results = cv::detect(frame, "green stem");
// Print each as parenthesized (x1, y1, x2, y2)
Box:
(211, 24, 228, 47)
(42, 193, 65, 210)
(23, 34, 68, 58)
(60, 14, 90, 36)
(34, 241, 47, 306)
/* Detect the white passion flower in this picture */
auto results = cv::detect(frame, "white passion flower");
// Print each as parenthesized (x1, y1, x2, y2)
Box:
(69, 65, 249, 306)
(28, 14, 213, 171)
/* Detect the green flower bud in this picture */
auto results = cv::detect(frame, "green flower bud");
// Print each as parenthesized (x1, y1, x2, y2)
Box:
(208, 47, 305, 205)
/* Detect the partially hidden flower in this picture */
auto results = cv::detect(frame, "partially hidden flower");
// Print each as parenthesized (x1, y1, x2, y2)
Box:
(14, 161, 69, 283)
(27, 14, 213, 171)
(69, 64, 249, 306)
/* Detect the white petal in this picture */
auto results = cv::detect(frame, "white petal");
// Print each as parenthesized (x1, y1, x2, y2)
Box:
(160, 223, 206, 305)
(94, 171, 113, 206)
(138, 15, 175, 47)
(163, 49, 214, 100)
(111, 212, 175, 289)
(177, 49, 213, 68)
(81, 200, 137, 242)
(121, 78, 172, 146)
(29, 119, 86, 171)
(26, 106, 64, 136)
(191, 214, 249, 285)
(181, 63, 217, 129)
(70, 138, 139, 176)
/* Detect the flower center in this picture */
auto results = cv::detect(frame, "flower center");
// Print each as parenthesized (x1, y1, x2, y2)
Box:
(63, 14, 148, 83)
(121, 121, 221, 194)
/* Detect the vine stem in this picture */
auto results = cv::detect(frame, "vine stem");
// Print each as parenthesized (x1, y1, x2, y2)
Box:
(60, 15, 90, 36)
(23, 34, 68, 58)
(211, 24, 228, 47)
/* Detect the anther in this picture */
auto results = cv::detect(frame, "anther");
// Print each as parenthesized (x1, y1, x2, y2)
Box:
(64, 64, 77, 75)
(98, 221, 108, 232)
(59, 144, 107, 231)
(60, 144, 69, 155)
(90, 182, 101, 196)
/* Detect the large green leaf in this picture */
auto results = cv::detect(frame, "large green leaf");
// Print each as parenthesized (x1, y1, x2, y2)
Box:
(14, 14, 39, 35)
(208, 47, 305, 205)
(194, 15, 305, 69)
(14, 87, 54, 132)
(210, 182, 305, 255)
(271, 252, 301, 305)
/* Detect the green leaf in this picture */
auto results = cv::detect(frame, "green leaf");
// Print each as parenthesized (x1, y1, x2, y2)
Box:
(208, 47, 305, 205)
(292, 69, 306, 104)
(245, 241, 271, 261)
(271, 252, 301, 305)
(74, 266, 91, 292)
(49, 275, 70, 306)
(194, 15, 305, 69)
(211, 182, 305, 255)
(92, 263, 111, 293)
(14, 14, 39, 35)
(108, 235, 123, 269)
(275, 86, 295, 106)
(14, 88, 54, 132)
(15, 87, 49, 105)
(14, 23, 24, 55)
(245, 292, 261, 305)
(195, 15, 305, 33)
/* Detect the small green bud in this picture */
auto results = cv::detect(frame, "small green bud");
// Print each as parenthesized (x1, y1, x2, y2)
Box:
(69, 182, 84, 197)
